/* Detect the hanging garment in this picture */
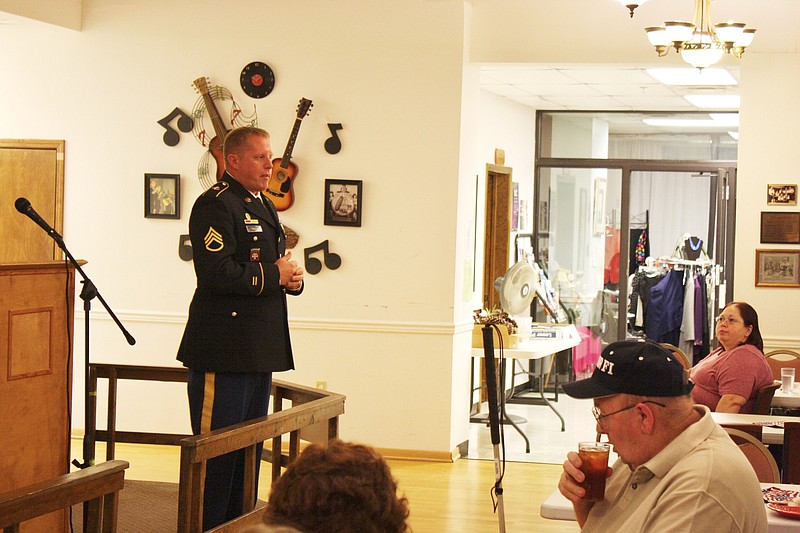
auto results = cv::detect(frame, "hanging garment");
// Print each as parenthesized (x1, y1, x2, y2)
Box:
(645, 269, 684, 345)
(693, 272, 711, 365)
(679, 269, 696, 355)
(604, 226, 621, 288)
(629, 228, 650, 274)
(630, 269, 665, 330)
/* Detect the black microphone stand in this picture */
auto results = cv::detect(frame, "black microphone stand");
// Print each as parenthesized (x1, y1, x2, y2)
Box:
(33, 227, 136, 470)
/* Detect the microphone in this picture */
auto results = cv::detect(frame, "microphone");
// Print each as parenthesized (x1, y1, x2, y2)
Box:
(15, 197, 63, 241)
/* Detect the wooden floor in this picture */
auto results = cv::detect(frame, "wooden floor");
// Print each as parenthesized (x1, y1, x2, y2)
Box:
(73, 439, 579, 533)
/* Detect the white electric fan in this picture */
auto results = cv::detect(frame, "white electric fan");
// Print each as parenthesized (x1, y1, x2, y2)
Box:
(481, 261, 537, 533)
(494, 260, 537, 315)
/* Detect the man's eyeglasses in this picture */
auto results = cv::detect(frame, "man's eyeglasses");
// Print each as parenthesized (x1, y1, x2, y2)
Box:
(591, 401, 666, 425)
(714, 316, 742, 326)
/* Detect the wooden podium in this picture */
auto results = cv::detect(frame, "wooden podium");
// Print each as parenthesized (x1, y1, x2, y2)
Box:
(0, 262, 76, 532)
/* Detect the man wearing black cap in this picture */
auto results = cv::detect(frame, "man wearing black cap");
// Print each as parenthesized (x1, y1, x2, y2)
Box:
(558, 340, 767, 532)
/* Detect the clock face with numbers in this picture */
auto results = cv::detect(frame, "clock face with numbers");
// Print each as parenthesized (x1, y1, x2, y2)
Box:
(240, 61, 275, 99)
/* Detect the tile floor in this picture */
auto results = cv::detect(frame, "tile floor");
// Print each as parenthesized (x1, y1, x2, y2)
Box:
(467, 391, 603, 464)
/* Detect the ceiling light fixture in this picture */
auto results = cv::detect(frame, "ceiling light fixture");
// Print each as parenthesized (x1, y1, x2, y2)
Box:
(617, 0, 651, 18)
(642, 0, 755, 70)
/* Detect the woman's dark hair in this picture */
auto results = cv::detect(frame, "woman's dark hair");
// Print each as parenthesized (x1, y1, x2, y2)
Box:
(724, 301, 764, 352)
(263, 439, 410, 533)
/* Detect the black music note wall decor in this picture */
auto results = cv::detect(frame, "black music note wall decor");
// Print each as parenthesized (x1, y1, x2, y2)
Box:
(178, 234, 193, 261)
(304, 240, 342, 275)
(324, 123, 343, 154)
(157, 107, 195, 146)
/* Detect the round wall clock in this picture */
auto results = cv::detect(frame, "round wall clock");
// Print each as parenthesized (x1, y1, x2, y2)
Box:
(240, 61, 275, 99)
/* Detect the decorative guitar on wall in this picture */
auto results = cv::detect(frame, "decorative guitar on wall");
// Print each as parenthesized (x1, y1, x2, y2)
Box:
(264, 97, 313, 211)
(193, 77, 231, 182)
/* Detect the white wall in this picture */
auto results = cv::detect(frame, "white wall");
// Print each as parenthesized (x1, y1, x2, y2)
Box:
(2, 0, 799, 461)
(736, 53, 800, 351)
(0, 0, 475, 457)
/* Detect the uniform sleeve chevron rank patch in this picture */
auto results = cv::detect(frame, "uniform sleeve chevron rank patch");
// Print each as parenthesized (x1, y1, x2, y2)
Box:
(204, 227, 224, 252)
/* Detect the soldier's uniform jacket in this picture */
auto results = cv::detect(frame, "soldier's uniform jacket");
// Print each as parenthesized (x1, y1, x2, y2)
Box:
(177, 173, 302, 373)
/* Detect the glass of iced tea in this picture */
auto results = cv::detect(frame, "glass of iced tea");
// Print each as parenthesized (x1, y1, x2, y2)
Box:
(578, 441, 610, 502)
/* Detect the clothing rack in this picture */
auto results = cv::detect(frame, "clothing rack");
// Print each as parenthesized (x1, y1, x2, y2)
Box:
(650, 257, 715, 269)
(631, 209, 649, 229)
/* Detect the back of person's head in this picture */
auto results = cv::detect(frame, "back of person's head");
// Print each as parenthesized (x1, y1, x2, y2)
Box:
(724, 301, 764, 352)
(263, 439, 410, 533)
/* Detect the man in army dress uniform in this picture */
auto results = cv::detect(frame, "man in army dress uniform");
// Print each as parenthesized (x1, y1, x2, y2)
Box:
(178, 126, 304, 530)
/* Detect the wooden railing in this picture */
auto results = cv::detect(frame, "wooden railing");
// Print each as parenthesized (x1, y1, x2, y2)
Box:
(85, 363, 346, 533)
(178, 379, 345, 532)
(87, 364, 192, 461)
(0, 460, 129, 533)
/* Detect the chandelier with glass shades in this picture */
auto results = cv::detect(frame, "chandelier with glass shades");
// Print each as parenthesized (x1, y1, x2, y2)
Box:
(617, 0, 756, 70)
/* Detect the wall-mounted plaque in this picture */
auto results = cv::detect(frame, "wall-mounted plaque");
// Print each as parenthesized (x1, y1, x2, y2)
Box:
(760, 212, 800, 244)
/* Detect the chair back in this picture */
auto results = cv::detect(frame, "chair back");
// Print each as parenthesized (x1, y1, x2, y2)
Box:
(660, 343, 691, 370)
(724, 427, 780, 483)
(765, 349, 800, 382)
(719, 423, 763, 441)
(783, 422, 800, 484)
(752, 381, 780, 415)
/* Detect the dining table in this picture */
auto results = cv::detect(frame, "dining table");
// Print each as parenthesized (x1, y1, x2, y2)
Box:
(773, 384, 800, 409)
(710, 411, 800, 445)
(540, 483, 800, 531)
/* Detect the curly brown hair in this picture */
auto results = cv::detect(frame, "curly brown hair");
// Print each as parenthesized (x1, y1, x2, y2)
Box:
(262, 439, 410, 533)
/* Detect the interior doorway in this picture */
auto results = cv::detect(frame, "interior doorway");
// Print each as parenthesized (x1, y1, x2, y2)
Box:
(534, 160, 736, 371)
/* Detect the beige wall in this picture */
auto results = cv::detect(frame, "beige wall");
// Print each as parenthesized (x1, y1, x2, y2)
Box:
(736, 54, 800, 351)
(0, 0, 474, 457)
(1, 0, 798, 459)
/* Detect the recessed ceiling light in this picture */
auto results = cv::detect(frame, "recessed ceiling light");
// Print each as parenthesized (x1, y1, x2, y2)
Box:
(643, 113, 739, 128)
(646, 68, 738, 86)
(709, 113, 739, 126)
(684, 95, 740, 108)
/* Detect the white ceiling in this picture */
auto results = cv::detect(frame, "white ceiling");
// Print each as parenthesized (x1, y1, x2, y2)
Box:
(479, 64, 740, 112)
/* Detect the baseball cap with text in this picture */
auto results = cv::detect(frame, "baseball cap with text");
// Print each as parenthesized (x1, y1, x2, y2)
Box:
(562, 339, 694, 399)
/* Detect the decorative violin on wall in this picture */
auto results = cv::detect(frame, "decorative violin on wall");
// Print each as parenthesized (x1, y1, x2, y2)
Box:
(193, 77, 231, 182)
(264, 98, 313, 211)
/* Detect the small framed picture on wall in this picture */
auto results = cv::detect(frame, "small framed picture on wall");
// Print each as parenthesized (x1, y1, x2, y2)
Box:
(755, 249, 800, 287)
(324, 179, 362, 227)
(767, 184, 798, 206)
(145, 173, 180, 219)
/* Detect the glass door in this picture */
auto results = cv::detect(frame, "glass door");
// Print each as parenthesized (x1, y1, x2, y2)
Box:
(535, 166, 622, 379)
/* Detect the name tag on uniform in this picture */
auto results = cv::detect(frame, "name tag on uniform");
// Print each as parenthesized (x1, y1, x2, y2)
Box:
(246, 225, 263, 233)
(250, 248, 261, 262)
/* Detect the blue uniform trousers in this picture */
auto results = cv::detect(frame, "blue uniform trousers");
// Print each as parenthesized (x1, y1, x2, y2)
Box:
(187, 370, 272, 530)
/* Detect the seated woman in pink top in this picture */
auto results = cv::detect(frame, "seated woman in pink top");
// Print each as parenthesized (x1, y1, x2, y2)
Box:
(689, 302, 774, 413)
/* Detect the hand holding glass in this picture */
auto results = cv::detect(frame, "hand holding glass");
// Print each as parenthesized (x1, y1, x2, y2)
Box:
(578, 441, 610, 502)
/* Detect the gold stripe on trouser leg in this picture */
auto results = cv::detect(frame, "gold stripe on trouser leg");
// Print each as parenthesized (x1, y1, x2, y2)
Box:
(200, 372, 216, 488)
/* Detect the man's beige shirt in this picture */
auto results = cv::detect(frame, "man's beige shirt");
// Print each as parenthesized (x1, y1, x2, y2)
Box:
(583, 405, 768, 532)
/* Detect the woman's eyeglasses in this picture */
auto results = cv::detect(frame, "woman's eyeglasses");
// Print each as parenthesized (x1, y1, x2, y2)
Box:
(715, 316, 742, 326)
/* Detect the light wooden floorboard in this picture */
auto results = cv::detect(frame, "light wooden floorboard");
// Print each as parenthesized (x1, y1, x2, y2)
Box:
(72, 439, 578, 533)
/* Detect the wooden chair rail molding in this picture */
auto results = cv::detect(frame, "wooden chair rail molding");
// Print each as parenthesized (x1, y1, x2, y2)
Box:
(0, 459, 129, 533)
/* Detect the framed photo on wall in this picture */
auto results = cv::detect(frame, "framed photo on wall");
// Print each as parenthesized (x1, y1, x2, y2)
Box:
(324, 179, 362, 227)
(145, 173, 180, 219)
(755, 249, 800, 287)
(767, 184, 798, 206)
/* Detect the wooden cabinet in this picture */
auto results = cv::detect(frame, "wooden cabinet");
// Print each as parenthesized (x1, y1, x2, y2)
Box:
(0, 261, 76, 532)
